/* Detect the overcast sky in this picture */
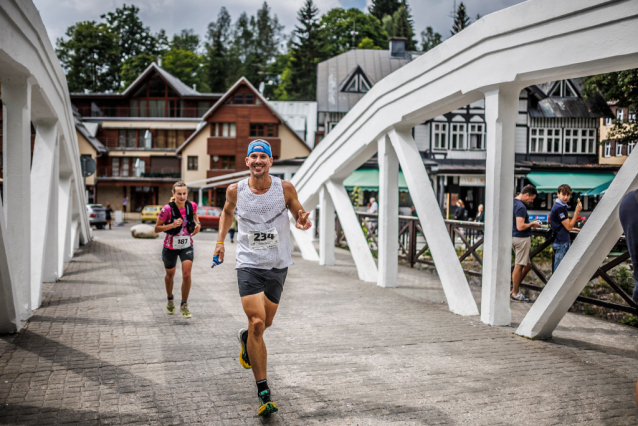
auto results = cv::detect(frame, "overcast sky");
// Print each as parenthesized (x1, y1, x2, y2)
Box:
(34, 0, 527, 48)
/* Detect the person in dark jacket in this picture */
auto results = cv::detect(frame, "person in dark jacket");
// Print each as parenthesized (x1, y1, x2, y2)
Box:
(475, 204, 485, 222)
(105, 204, 113, 230)
(454, 200, 467, 220)
(619, 189, 638, 303)
(549, 184, 582, 272)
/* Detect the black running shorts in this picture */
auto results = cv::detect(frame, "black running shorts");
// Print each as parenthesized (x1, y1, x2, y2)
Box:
(162, 246, 194, 269)
(237, 267, 288, 304)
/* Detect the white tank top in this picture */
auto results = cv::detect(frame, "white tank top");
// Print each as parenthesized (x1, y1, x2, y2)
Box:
(235, 176, 292, 270)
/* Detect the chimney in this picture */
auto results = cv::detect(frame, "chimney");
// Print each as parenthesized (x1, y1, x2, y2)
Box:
(389, 37, 407, 59)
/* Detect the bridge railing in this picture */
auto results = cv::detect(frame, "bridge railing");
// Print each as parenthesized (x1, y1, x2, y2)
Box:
(336, 213, 637, 316)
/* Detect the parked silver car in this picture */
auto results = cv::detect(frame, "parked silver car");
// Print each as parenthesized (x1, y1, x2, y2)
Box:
(86, 204, 107, 229)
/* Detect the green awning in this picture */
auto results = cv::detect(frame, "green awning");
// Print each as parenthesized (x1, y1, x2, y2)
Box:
(526, 171, 615, 194)
(583, 180, 612, 196)
(343, 169, 409, 191)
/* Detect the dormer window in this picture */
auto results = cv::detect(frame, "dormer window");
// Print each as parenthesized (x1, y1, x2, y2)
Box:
(548, 80, 579, 98)
(341, 66, 372, 94)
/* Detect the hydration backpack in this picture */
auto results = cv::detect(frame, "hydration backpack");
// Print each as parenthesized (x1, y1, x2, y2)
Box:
(165, 201, 195, 235)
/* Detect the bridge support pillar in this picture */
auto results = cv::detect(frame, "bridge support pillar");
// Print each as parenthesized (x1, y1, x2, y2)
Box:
(42, 134, 60, 284)
(2, 78, 33, 320)
(319, 185, 335, 266)
(377, 134, 398, 288)
(388, 129, 478, 315)
(481, 86, 520, 326)
(326, 180, 377, 282)
(517, 151, 638, 338)
(31, 124, 58, 309)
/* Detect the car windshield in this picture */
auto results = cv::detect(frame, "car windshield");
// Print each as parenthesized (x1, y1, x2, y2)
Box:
(197, 208, 207, 215)
(210, 208, 221, 217)
(143, 207, 158, 212)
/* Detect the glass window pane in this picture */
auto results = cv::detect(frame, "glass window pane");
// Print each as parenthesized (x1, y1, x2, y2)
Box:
(230, 123, 236, 137)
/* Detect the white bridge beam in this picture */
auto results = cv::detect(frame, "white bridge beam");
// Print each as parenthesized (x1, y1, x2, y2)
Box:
(288, 0, 638, 324)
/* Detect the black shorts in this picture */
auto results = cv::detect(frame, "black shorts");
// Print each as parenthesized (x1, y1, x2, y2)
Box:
(162, 247, 194, 269)
(237, 267, 288, 304)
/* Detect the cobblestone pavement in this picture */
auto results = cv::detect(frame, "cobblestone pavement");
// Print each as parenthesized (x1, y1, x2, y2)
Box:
(1, 224, 638, 425)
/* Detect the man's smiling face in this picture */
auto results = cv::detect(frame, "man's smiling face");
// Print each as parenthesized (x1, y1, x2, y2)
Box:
(246, 149, 273, 178)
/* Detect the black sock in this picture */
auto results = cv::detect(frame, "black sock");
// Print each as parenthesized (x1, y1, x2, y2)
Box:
(181, 301, 186, 306)
(256, 379, 269, 394)
(167, 295, 173, 300)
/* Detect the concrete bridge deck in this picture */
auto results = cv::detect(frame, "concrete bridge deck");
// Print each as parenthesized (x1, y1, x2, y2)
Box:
(1, 225, 638, 425)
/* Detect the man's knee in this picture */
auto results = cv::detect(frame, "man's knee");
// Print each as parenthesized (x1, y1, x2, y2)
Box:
(249, 316, 266, 334)
(182, 270, 192, 280)
(165, 269, 176, 278)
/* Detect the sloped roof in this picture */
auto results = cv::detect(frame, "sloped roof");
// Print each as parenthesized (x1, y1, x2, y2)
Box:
(75, 118, 107, 153)
(269, 101, 317, 148)
(176, 77, 309, 154)
(122, 62, 199, 97)
(317, 49, 414, 113)
(527, 78, 613, 119)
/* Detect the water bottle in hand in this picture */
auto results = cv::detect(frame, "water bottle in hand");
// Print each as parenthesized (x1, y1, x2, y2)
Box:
(211, 255, 222, 269)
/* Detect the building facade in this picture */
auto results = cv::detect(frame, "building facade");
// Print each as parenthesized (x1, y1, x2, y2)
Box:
(70, 63, 222, 214)
(599, 103, 636, 165)
(177, 78, 311, 206)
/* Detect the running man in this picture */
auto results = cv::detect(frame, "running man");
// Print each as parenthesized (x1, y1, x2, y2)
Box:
(213, 139, 311, 416)
(155, 181, 201, 318)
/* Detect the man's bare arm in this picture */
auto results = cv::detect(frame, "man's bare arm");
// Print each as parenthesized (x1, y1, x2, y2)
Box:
(282, 180, 311, 230)
(214, 184, 238, 262)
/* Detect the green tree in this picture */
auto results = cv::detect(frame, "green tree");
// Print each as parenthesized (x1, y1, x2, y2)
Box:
(390, 5, 416, 50)
(120, 52, 157, 88)
(451, 2, 471, 35)
(369, 0, 401, 21)
(101, 4, 166, 89)
(421, 26, 442, 52)
(56, 21, 120, 93)
(205, 7, 232, 92)
(171, 29, 200, 52)
(357, 37, 380, 50)
(583, 70, 638, 143)
(161, 48, 210, 92)
(283, 0, 325, 100)
(319, 8, 388, 57)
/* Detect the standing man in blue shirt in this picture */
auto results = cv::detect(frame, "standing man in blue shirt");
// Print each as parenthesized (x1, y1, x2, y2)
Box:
(512, 185, 542, 302)
(550, 184, 582, 272)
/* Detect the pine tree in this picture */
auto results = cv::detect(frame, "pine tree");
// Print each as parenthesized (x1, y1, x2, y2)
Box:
(420, 26, 442, 52)
(284, 0, 324, 100)
(391, 5, 416, 51)
(451, 2, 471, 35)
(369, 0, 401, 21)
(205, 7, 232, 92)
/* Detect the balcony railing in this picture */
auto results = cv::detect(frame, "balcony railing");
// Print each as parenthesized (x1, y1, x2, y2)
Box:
(99, 137, 180, 150)
(75, 106, 205, 119)
(335, 213, 637, 316)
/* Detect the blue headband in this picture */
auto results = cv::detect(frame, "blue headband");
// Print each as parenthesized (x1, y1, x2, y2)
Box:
(247, 140, 272, 157)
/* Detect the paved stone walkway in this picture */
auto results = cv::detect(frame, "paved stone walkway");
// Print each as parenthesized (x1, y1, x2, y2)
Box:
(1, 224, 638, 425)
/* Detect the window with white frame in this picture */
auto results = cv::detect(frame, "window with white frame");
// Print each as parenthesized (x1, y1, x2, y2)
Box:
(564, 129, 577, 153)
(530, 128, 544, 153)
(628, 141, 635, 155)
(605, 117, 613, 126)
(604, 142, 611, 157)
(616, 142, 624, 156)
(630, 112, 636, 123)
(433, 123, 447, 149)
(450, 123, 466, 149)
(580, 129, 596, 154)
(617, 108, 624, 122)
(530, 128, 562, 153)
(469, 124, 485, 150)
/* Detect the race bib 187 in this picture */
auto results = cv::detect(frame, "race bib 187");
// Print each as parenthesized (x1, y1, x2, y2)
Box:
(173, 236, 191, 249)
(248, 227, 279, 250)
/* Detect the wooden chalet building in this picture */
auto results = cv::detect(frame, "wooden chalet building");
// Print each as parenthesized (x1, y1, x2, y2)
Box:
(70, 63, 222, 214)
(177, 78, 311, 206)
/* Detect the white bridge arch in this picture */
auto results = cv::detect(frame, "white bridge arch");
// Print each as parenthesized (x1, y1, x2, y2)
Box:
(0, 1, 91, 332)
(290, 0, 638, 338)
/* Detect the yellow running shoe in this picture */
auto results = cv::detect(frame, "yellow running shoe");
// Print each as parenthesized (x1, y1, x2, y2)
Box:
(180, 302, 192, 319)
(237, 328, 251, 369)
(258, 390, 278, 416)
(166, 299, 175, 315)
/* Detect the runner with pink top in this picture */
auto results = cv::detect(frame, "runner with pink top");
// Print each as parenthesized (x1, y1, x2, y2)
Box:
(154, 181, 201, 318)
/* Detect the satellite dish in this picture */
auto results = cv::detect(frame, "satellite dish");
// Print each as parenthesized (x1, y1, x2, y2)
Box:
(80, 156, 96, 177)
